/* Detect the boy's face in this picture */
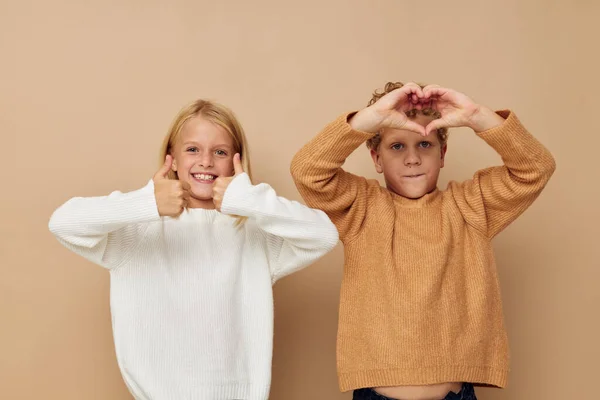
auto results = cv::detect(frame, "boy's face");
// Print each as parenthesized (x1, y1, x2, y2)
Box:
(370, 114, 446, 199)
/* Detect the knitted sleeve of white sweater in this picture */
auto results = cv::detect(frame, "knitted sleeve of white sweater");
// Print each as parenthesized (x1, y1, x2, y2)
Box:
(48, 173, 339, 278)
(48, 173, 338, 400)
(221, 172, 340, 281)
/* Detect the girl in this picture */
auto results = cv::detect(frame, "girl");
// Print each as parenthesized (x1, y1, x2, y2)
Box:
(48, 99, 339, 400)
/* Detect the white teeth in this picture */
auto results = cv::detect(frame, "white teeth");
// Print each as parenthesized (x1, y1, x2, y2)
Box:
(194, 174, 214, 180)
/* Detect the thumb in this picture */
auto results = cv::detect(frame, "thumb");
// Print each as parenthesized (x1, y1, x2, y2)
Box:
(233, 153, 244, 175)
(424, 118, 447, 137)
(155, 155, 173, 180)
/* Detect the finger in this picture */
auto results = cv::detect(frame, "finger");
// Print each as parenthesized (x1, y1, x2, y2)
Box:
(428, 98, 436, 111)
(174, 182, 189, 197)
(212, 195, 221, 210)
(211, 181, 221, 196)
(380, 84, 423, 110)
(414, 99, 424, 110)
(154, 155, 173, 180)
(418, 96, 432, 110)
(233, 153, 244, 175)
(411, 93, 420, 106)
(180, 181, 191, 191)
(404, 87, 424, 108)
(400, 118, 426, 136)
(403, 84, 424, 111)
(423, 85, 448, 100)
(422, 83, 440, 92)
(422, 84, 439, 98)
(402, 82, 424, 98)
(424, 118, 447, 136)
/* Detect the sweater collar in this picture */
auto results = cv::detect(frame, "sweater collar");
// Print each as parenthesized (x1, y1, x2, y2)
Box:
(389, 187, 442, 208)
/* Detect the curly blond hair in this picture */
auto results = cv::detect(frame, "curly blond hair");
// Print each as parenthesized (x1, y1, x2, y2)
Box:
(365, 82, 449, 151)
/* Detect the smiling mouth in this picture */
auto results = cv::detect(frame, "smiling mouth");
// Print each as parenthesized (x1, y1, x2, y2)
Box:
(191, 173, 217, 183)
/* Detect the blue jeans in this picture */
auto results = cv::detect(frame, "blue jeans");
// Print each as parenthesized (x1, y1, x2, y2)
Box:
(352, 383, 476, 400)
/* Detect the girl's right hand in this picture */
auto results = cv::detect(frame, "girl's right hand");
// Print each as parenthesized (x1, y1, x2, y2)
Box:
(153, 155, 190, 217)
(348, 82, 426, 136)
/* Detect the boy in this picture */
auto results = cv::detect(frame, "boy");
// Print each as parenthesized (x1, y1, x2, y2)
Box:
(290, 82, 556, 400)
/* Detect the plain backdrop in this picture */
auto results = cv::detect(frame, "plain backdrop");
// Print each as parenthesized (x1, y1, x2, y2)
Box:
(1, 1, 598, 398)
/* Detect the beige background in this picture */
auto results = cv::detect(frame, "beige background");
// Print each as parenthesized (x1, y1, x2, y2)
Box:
(1, 1, 598, 399)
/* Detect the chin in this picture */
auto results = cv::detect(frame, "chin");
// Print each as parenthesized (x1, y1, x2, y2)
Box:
(190, 190, 213, 201)
(395, 187, 430, 199)
(404, 193, 427, 199)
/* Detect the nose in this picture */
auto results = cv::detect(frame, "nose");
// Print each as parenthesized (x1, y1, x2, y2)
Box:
(404, 147, 421, 167)
(198, 150, 214, 168)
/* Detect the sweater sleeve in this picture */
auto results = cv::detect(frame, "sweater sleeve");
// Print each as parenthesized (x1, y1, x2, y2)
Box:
(220, 173, 339, 283)
(450, 110, 557, 238)
(290, 113, 377, 241)
(48, 180, 161, 269)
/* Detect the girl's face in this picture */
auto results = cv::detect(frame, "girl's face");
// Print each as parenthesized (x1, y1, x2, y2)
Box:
(170, 116, 236, 209)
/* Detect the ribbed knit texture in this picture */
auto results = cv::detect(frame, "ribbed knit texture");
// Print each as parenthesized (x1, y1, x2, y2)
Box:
(290, 110, 556, 391)
(48, 172, 339, 400)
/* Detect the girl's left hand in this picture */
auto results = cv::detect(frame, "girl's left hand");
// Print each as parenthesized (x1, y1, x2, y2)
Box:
(212, 153, 245, 212)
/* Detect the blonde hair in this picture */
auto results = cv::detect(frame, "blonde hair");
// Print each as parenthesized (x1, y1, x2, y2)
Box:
(365, 82, 449, 151)
(160, 99, 252, 180)
(159, 99, 252, 224)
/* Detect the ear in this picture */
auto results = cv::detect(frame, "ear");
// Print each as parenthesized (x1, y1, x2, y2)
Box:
(171, 157, 178, 172)
(440, 144, 447, 168)
(370, 149, 384, 174)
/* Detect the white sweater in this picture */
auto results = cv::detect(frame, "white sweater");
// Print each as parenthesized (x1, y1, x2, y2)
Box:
(48, 173, 339, 400)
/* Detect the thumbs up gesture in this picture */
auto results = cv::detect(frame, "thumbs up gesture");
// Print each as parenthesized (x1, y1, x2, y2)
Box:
(212, 153, 245, 212)
(153, 155, 191, 217)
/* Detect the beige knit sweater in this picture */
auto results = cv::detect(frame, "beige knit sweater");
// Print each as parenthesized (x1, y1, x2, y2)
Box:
(290, 110, 556, 391)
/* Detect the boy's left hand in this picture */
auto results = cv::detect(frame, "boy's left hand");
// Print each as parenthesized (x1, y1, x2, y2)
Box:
(421, 85, 505, 136)
(212, 153, 245, 212)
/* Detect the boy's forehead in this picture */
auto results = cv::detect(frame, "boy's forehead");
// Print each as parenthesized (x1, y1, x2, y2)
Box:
(381, 128, 424, 142)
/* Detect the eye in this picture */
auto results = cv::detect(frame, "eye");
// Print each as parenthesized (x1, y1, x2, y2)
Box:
(419, 141, 432, 148)
(215, 149, 227, 156)
(186, 147, 198, 153)
(391, 143, 404, 150)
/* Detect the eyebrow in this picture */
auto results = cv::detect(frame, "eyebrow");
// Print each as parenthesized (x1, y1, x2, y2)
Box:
(386, 138, 437, 146)
(182, 142, 233, 148)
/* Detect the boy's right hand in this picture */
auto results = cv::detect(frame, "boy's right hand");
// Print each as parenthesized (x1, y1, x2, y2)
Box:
(349, 82, 426, 135)
(153, 155, 190, 217)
